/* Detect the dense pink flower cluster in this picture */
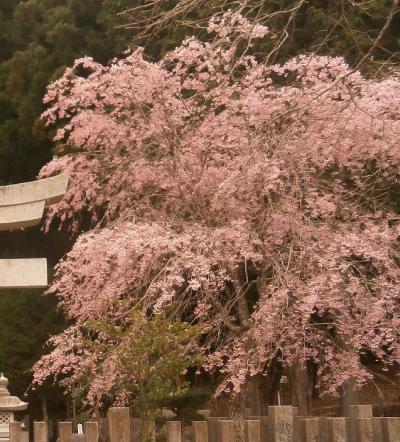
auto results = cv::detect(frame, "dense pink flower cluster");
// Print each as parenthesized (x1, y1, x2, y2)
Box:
(33, 13, 400, 406)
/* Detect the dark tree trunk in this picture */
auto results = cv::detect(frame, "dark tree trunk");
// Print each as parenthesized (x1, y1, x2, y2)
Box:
(289, 363, 311, 416)
(230, 392, 246, 442)
(340, 378, 359, 416)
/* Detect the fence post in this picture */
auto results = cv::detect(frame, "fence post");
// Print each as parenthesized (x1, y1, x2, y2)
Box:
(347, 405, 373, 418)
(268, 406, 295, 442)
(219, 420, 234, 442)
(371, 418, 385, 442)
(297, 418, 321, 442)
(84, 422, 99, 442)
(59, 422, 73, 442)
(108, 407, 130, 442)
(347, 406, 373, 442)
(206, 417, 219, 442)
(351, 418, 374, 442)
(143, 420, 156, 442)
(33, 422, 48, 442)
(166, 421, 181, 442)
(244, 420, 260, 442)
(193, 421, 208, 442)
(383, 417, 400, 442)
(9, 421, 21, 442)
(326, 417, 347, 442)
(130, 418, 144, 442)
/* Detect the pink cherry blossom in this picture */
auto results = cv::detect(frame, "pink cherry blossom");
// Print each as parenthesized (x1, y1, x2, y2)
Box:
(33, 13, 400, 408)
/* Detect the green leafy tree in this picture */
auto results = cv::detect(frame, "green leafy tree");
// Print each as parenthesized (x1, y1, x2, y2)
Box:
(63, 309, 204, 415)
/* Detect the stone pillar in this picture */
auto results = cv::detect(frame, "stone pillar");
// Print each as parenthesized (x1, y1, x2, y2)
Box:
(297, 418, 320, 442)
(9, 422, 21, 442)
(371, 418, 385, 442)
(347, 405, 373, 418)
(206, 417, 223, 442)
(193, 421, 208, 442)
(244, 420, 260, 442)
(219, 420, 234, 442)
(268, 406, 295, 442)
(326, 417, 347, 442)
(143, 420, 155, 442)
(197, 410, 211, 418)
(256, 416, 269, 442)
(130, 418, 144, 442)
(84, 422, 99, 442)
(33, 422, 48, 442)
(166, 421, 181, 442)
(58, 422, 73, 442)
(383, 418, 400, 442)
(107, 407, 130, 442)
(20, 430, 29, 442)
(351, 418, 374, 442)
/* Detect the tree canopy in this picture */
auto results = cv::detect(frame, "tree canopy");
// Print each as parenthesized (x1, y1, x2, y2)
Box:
(32, 10, 400, 415)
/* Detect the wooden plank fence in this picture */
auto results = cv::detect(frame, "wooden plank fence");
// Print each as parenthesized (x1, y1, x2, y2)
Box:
(8, 405, 400, 442)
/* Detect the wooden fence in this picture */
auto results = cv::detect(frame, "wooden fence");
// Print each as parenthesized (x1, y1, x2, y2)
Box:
(8, 405, 400, 442)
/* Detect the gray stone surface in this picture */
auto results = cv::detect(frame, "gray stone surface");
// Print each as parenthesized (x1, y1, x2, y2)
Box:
(326, 417, 347, 442)
(33, 422, 48, 442)
(0, 173, 69, 290)
(371, 418, 384, 442)
(383, 417, 400, 442)
(0, 374, 27, 411)
(166, 421, 181, 442)
(347, 406, 373, 419)
(206, 417, 223, 442)
(143, 421, 155, 442)
(268, 406, 295, 442)
(351, 418, 374, 442)
(0, 259, 47, 289)
(84, 422, 98, 442)
(0, 174, 69, 207)
(130, 418, 143, 442)
(9, 422, 21, 442)
(197, 410, 211, 418)
(19, 430, 29, 442)
(108, 408, 130, 442)
(58, 422, 73, 442)
(245, 420, 260, 442)
(193, 421, 208, 442)
(219, 420, 234, 442)
(297, 418, 319, 442)
(0, 201, 45, 231)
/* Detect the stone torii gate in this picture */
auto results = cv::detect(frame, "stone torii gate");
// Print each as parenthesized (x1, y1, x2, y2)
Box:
(0, 174, 68, 441)
(0, 174, 69, 288)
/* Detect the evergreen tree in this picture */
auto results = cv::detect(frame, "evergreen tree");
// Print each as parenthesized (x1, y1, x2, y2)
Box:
(0, 0, 130, 184)
(0, 290, 63, 397)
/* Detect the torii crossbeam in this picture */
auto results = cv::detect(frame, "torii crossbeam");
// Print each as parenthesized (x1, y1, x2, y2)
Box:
(0, 174, 69, 289)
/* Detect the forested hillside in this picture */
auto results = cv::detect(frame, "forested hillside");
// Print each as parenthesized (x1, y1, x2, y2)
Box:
(0, 0, 399, 185)
(0, 0, 130, 184)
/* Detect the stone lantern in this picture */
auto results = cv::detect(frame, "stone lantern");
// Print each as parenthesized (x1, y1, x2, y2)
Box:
(0, 373, 28, 441)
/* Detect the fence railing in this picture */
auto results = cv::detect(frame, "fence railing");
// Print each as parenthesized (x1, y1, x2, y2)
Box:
(8, 404, 400, 442)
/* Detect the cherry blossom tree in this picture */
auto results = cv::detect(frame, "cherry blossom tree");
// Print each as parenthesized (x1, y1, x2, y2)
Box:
(33, 11, 400, 416)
